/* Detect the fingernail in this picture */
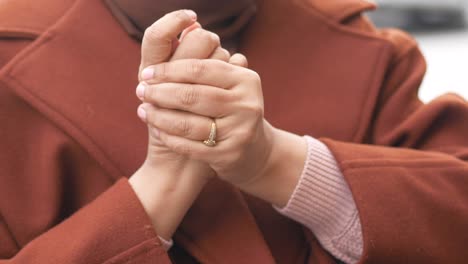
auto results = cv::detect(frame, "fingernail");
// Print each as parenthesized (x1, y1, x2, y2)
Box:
(141, 68, 154, 81)
(184, 10, 197, 21)
(136, 83, 146, 99)
(137, 106, 147, 121)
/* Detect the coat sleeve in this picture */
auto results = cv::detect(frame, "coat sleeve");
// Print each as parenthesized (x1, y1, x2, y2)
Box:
(320, 38, 468, 263)
(0, 179, 172, 264)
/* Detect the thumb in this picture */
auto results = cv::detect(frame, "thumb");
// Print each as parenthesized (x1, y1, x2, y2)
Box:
(139, 10, 197, 80)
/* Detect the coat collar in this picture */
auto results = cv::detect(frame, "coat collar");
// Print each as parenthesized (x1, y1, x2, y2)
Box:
(0, 0, 392, 262)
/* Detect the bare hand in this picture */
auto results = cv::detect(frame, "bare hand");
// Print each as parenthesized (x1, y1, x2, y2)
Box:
(138, 58, 276, 187)
(130, 10, 232, 240)
(137, 10, 229, 176)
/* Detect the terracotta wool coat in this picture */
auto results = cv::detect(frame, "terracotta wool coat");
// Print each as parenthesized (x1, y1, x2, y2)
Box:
(0, 0, 467, 263)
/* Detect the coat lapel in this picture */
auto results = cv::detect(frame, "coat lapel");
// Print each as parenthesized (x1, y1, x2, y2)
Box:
(0, 0, 275, 263)
(240, 0, 392, 142)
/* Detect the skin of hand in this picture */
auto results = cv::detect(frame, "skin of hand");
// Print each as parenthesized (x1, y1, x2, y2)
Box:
(129, 10, 232, 240)
(138, 11, 228, 173)
(137, 58, 308, 208)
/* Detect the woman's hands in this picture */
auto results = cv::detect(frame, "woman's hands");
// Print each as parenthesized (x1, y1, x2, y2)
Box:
(130, 10, 307, 244)
(129, 10, 233, 240)
(138, 56, 309, 207)
(137, 10, 229, 174)
(138, 58, 274, 186)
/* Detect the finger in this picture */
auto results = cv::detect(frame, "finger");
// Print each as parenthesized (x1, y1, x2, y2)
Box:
(137, 82, 234, 117)
(157, 129, 219, 162)
(141, 59, 253, 89)
(140, 10, 197, 76)
(179, 22, 202, 41)
(209, 47, 230, 62)
(229, 53, 248, 68)
(171, 28, 220, 61)
(142, 104, 227, 141)
(173, 22, 201, 53)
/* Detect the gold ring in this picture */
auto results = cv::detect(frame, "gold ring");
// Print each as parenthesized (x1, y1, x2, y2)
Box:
(203, 120, 217, 147)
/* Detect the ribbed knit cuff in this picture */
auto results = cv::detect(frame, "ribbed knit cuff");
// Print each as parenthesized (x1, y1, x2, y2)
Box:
(274, 136, 363, 264)
(158, 236, 173, 251)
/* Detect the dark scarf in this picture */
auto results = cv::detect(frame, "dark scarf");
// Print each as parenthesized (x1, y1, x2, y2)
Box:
(104, 0, 257, 43)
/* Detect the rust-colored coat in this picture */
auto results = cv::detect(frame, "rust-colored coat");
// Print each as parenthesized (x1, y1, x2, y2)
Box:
(0, 0, 467, 263)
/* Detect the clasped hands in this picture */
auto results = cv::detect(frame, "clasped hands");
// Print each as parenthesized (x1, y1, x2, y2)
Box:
(137, 10, 275, 187)
(129, 10, 307, 240)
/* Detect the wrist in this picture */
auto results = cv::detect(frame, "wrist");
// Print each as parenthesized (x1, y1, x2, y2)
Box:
(238, 127, 308, 207)
(129, 161, 212, 239)
(142, 157, 212, 189)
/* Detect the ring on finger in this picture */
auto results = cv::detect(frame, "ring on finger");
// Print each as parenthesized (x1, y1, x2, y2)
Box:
(203, 120, 217, 147)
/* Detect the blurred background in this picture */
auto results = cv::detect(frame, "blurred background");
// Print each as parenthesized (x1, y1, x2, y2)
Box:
(368, 0, 468, 103)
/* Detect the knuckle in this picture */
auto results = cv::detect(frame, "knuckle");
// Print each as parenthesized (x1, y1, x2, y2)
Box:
(220, 60, 235, 73)
(229, 53, 247, 67)
(189, 29, 219, 49)
(209, 59, 230, 74)
(144, 85, 155, 101)
(220, 49, 230, 62)
(211, 91, 229, 103)
(236, 129, 252, 145)
(187, 60, 206, 79)
(243, 103, 264, 119)
(176, 84, 199, 106)
(246, 70, 261, 84)
(150, 127, 160, 139)
(191, 28, 206, 38)
(229, 151, 244, 164)
(229, 90, 244, 102)
(192, 29, 212, 39)
(209, 33, 221, 49)
(145, 107, 157, 126)
(208, 32, 221, 47)
(172, 142, 192, 155)
(154, 64, 168, 82)
(186, 28, 206, 42)
(251, 105, 264, 119)
(174, 118, 192, 136)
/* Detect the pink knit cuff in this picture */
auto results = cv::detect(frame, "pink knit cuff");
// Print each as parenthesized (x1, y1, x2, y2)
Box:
(158, 236, 173, 251)
(274, 136, 363, 264)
